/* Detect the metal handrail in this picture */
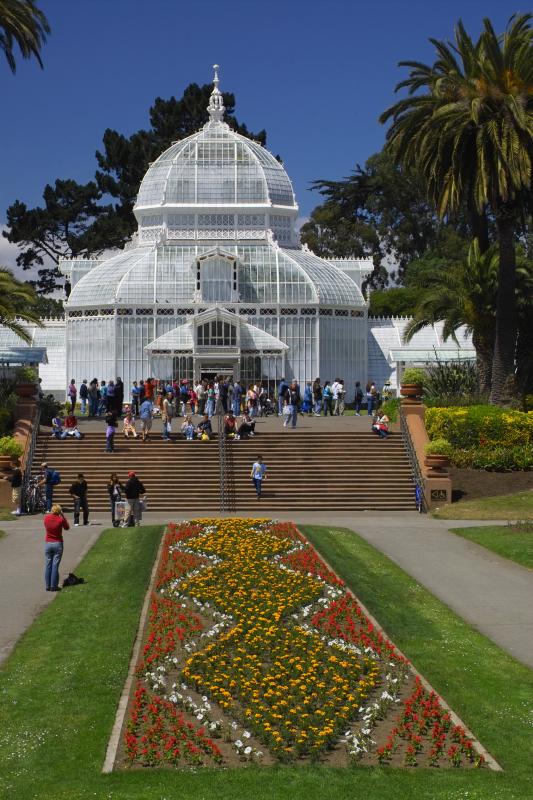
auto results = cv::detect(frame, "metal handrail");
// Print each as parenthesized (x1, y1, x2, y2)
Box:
(399, 407, 427, 513)
(217, 409, 236, 513)
(21, 405, 42, 511)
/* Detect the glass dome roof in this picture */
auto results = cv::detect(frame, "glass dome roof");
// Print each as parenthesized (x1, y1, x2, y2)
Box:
(135, 68, 296, 212)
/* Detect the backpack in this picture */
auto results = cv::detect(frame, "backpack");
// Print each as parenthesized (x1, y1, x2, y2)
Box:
(51, 470, 61, 485)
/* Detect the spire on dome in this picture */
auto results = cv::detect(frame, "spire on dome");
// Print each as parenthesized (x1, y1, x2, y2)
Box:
(207, 63, 225, 122)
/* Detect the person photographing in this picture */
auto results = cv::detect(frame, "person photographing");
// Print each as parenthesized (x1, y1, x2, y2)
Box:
(44, 504, 70, 591)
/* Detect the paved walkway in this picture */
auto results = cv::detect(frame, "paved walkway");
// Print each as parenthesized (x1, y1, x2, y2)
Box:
(1, 510, 531, 669)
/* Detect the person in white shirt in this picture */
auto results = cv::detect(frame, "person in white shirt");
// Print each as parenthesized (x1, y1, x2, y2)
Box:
(250, 456, 266, 499)
(331, 379, 342, 415)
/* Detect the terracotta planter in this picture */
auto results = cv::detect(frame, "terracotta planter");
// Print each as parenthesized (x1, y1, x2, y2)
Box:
(0, 454, 14, 472)
(15, 382, 38, 399)
(400, 383, 422, 405)
(424, 453, 450, 475)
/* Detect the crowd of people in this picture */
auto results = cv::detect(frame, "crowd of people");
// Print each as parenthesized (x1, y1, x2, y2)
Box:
(54, 376, 393, 446)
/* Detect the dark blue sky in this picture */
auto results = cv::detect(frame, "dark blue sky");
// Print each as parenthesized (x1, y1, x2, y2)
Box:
(0, 0, 515, 254)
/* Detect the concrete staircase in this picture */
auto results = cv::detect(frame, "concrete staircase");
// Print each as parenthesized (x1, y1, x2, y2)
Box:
(33, 429, 415, 512)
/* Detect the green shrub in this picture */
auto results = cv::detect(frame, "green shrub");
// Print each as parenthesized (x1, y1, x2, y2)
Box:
(380, 397, 401, 422)
(0, 408, 13, 436)
(38, 394, 62, 426)
(424, 438, 452, 456)
(15, 366, 38, 382)
(451, 445, 533, 471)
(401, 367, 427, 385)
(423, 360, 480, 405)
(0, 436, 24, 458)
(425, 405, 533, 448)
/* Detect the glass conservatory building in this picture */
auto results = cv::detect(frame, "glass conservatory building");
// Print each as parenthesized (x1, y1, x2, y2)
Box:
(60, 68, 371, 391)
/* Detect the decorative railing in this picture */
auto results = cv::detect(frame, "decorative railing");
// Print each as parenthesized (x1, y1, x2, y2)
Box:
(399, 407, 427, 513)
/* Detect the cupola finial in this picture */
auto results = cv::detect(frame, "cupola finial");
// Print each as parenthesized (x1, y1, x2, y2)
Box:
(207, 63, 225, 122)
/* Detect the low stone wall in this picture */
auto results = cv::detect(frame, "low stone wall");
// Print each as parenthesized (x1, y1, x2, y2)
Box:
(403, 404, 452, 510)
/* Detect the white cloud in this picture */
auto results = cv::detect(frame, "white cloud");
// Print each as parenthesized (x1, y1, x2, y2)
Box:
(0, 223, 54, 284)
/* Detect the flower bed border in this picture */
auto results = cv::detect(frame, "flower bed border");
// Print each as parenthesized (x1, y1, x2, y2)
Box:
(103, 521, 501, 772)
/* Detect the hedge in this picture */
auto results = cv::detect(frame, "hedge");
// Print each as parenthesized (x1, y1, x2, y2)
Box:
(425, 406, 533, 449)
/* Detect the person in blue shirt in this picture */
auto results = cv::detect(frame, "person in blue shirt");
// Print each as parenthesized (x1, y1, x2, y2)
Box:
(232, 381, 243, 416)
(250, 456, 266, 499)
(277, 378, 289, 416)
(302, 382, 313, 415)
(131, 381, 141, 416)
(139, 399, 153, 442)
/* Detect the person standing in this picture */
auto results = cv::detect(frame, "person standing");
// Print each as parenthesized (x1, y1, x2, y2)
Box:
(232, 380, 243, 417)
(115, 377, 124, 418)
(69, 473, 89, 526)
(218, 379, 229, 413)
(105, 410, 117, 453)
(139, 397, 153, 442)
(336, 379, 346, 416)
(205, 382, 216, 418)
(9, 460, 23, 516)
(302, 382, 313, 416)
(195, 380, 206, 416)
(67, 379, 77, 413)
(277, 378, 289, 416)
(44, 504, 69, 591)
(106, 380, 116, 413)
(322, 382, 334, 416)
(161, 393, 174, 441)
(284, 380, 301, 429)
(354, 381, 364, 416)
(88, 379, 99, 417)
(366, 382, 376, 416)
(123, 471, 146, 527)
(79, 379, 89, 415)
(312, 378, 322, 416)
(40, 462, 58, 512)
(107, 472, 124, 528)
(250, 456, 266, 500)
(131, 381, 141, 416)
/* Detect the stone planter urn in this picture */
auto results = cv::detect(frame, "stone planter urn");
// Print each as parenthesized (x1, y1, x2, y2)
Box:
(15, 382, 38, 399)
(400, 383, 423, 405)
(424, 453, 450, 475)
(0, 454, 13, 472)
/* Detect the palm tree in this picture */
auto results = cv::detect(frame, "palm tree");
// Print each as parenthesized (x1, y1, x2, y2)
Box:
(403, 240, 498, 394)
(0, 0, 50, 73)
(0, 268, 43, 342)
(380, 14, 533, 403)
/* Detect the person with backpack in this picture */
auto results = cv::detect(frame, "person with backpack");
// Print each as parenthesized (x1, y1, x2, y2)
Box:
(312, 378, 322, 416)
(139, 398, 153, 442)
(322, 381, 334, 416)
(40, 462, 61, 512)
(122, 471, 146, 527)
(67, 379, 77, 413)
(79, 379, 89, 415)
(354, 381, 364, 416)
(277, 378, 289, 416)
(69, 473, 89, 526)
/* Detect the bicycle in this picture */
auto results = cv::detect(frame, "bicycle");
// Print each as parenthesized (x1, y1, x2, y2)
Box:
(414, 483, 424, 513)
(23, 476, 47, 515)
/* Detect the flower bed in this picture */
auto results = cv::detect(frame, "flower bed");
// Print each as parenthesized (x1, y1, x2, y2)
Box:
(120, 518, 491, 769)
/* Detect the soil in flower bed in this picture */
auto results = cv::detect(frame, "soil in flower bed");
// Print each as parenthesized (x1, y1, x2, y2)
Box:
(114, 518, 491, 771)
(450, 467, 533, 502)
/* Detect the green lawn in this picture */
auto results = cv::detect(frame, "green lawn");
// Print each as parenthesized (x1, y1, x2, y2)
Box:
(449, 524, 533, 569)
(434, 489, 533, 520)
(1, 522, 532, 799)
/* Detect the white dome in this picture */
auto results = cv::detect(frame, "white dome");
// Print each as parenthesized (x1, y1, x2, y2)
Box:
(135, 121, 296, 211)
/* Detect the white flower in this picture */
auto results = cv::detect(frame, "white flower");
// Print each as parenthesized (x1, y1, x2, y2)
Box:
(242, 731, 251, 738)
(235, 739, 243, 749)
(244, 746, 252, 756)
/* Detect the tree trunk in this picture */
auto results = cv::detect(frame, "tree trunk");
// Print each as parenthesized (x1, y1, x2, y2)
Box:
(472, 331, 492, 396)
(490, 209, 517, 404)
(516, 315, 533, 402)
(470, 207, 490, 254)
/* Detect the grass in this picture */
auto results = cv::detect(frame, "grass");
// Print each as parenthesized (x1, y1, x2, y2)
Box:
(0, 522, 531, 799)
(0, 506, 15, 521)
(449, 524, 533, 569)
(433, 489, 533, 520)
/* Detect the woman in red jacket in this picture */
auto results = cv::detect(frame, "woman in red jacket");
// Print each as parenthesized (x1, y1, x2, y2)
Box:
(44, 504, 70, 591)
